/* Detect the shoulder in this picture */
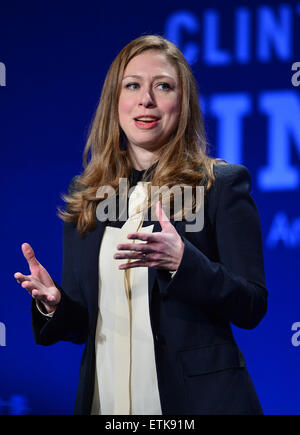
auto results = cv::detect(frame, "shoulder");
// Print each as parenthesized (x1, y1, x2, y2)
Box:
(213, 162, 251, 184)
(211, 162, 252, 195)
(205, 163, 253, 220)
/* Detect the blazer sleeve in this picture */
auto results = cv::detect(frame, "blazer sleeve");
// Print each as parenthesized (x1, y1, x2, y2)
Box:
(31, 176, 89, 345)
(157, 164, 268, 330)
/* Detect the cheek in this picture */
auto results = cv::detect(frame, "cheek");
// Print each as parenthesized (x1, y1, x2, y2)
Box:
(165, 102, 181, 126)
(118, 96, 133, 122)
(163, 96, 181, 117)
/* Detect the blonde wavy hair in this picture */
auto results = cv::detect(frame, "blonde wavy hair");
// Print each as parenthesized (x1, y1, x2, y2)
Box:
(58, 35, 221, 235)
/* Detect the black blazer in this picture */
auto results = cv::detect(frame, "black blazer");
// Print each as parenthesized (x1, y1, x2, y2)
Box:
(31, 163, 268, 415)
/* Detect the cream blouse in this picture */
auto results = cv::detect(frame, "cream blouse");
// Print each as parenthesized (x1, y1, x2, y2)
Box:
(90, 181, 162, 415)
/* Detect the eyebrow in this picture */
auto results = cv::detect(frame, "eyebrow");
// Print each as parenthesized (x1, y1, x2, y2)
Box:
(122, 74, 176, 81)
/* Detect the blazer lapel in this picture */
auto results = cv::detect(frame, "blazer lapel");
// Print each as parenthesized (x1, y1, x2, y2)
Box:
(147, 220, 161, 307)
(80, 219, 108, 324)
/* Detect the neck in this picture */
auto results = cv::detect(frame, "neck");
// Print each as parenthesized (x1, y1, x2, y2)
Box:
(127, 143, 161, 170)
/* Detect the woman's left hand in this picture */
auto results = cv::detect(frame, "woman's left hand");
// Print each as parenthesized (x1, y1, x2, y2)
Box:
(114, 201, 184, 271)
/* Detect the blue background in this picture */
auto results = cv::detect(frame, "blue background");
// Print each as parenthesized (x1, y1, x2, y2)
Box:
(1, 0, 300, 414)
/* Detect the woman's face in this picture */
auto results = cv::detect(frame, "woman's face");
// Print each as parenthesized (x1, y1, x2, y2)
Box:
(118, 50, 181, 152)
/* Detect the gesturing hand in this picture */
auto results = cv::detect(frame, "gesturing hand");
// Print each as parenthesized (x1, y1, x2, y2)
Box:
(114, 201, 184, 271)
(14, 243, 61, 314)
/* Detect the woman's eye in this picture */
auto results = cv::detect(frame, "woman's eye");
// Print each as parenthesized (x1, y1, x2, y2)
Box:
(125, 83, 139, 90)
(157, 83, 171, 91)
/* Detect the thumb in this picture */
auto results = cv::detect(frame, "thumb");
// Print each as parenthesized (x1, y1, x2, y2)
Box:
(21, 243, 40, 275)
(156, 201, 173, 232)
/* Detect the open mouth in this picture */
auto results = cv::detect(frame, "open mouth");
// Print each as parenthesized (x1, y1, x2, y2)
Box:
(134, 116, 160, 129)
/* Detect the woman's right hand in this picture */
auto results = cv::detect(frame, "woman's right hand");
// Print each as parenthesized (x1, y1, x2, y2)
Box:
(14, 243, 61, 314)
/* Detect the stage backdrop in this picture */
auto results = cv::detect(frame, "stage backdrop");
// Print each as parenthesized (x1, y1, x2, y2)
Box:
(1, 0, 299, 415)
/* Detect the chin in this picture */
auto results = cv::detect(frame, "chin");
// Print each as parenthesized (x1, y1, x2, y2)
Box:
(139, 139, 164, 148)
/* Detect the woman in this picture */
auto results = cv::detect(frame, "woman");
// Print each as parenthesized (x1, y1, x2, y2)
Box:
(14, 35, 268, 415)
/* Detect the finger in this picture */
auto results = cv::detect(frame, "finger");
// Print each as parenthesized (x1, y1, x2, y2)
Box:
(116, 243, 156, 253)
(21, 280, 53, 303)
(19, 274, 47, 294)
(32, 289, 57, 305)
(114, 251, 158, 260)
(156, 201, 171, 231)
(21, 243, 40, 275)
(20, 280, 36, 297)
(119, 260, 157, 270)
(14, 272, 31, 283)
(21, 279, 43, 293)
(21, 243, 54, 287)
(114, 251, 141, 260)
(126, 232, 159, 243)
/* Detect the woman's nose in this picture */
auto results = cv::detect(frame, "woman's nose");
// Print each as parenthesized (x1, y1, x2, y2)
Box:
(139, 89, 156, 108)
